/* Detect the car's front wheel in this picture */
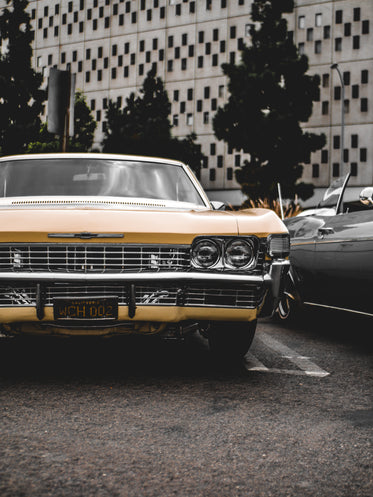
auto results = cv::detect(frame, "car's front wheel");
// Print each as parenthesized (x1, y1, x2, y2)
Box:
(208, 320, 257, 363)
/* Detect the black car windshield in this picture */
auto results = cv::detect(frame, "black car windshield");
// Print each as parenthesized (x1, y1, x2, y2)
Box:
(0, 157, 206, 206)
(318, 173, 350, 210)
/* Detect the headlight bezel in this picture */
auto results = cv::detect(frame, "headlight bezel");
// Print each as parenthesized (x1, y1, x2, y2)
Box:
(191, 236, 259, 271)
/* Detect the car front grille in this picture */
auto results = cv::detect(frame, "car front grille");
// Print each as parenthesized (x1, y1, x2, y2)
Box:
(0, 283, 265, 309)
(0, 244, 191, 273)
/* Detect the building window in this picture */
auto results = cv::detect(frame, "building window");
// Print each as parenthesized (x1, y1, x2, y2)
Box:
(353, 36, 360, 49)
(344, 99, 350, 113)
(323, 25, 330, 39)
(361, 70, 369, 84)
(351, 135, 358, 148)
(298, 43, 305, 55)
(196, 100, 202, 112)
(333, 135, 340, 149)
(204, 87, 210, 99)
(352, 85, 359, 99)
(321, 150, 328, 163)
(230, 26, 236, 39)
(335, 10, 343, 24)
(213, 28, 219, 41)
(209, 169, 216, 181)
(220, 40, 226, 52)
(362, 20, 370, 35)
(353, 8, 361, 22)
(315, 40, 322, 54)
(217, 156, 223, 168)
(187, 88, 193, 101)
(181, 58, 187, 70)
(332, 163, 340, 177)
(335, 38, 342, 51)
(186, 114, 193, 126)
(360, 148, 367, 162)
(307, 28, 313, 41)
(197, 56, 204, 68)
(212, 54, 218, 66)
(322, 101, 329, 115)
(344, 23, 351, 36)
(343, 149, 349, 163)
(167, 60, 173, 72)
(298, 15, 305, 29)
(343, 71, 350, 85)
(315, 13, 322, 27)
(321, 74, 330, 89)
(235, 155, 241, 167)
(334, 86, 341, 100)
(203, 112, 209, 124)
(210, 143, 216, 155)
(350, 163, 358, 177)
(198, 31, 204, 43)
(361, 98, 368, 112)
(312, 164, 319, 178)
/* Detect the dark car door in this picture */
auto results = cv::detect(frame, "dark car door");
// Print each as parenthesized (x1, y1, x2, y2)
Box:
(313, 207, 373, 313)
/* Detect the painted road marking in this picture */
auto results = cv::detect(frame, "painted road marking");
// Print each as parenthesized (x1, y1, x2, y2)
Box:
(245, 334, 330, 377)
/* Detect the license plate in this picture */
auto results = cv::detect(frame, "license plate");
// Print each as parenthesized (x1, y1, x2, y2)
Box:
(53, 297, 118, 320)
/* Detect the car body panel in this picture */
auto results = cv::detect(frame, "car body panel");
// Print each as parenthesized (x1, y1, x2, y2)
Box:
(284, 173, 373, 315)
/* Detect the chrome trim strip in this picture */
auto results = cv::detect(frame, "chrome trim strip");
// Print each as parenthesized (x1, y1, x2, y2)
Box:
(0, 270, 272, 285)
(48, 233, 124, 239)
(304, 301, 373, 317)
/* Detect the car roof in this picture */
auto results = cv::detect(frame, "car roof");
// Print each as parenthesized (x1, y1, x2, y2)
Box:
(0, 153, 186, 168)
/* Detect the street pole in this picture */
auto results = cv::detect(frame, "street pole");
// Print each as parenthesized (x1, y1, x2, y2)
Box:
(331, 63, 345, 177)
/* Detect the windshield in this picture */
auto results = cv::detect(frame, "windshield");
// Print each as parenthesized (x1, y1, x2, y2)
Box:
(0, 157, 206, 206)
(318, 173, 350, 210)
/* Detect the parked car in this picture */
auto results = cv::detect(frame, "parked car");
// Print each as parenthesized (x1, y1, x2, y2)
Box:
(0, 153, 290, 360)
(277, 173, 373, 320)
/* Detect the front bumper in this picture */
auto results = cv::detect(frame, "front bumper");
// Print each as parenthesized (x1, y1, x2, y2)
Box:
(0, 260, 289, 327)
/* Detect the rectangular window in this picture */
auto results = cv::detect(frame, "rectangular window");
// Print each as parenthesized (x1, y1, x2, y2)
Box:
(315, 40, 322, 54)
(322, 74, 329, 87)
(181, 58, 187, 70)
(298, 43, 305, 55)
(217, 156, 223, 168)
(209, 169, 216, 182)
(213, 29, 219, 41)
(198, 31, 204, 43)
(344, 23, 351, 36)
(298, 15, 305, 29)
(307, 28, 313, 41)
(315, 13, 322, 27)
(203, 112, 209, 124)
(322, 101, 329, 115)
(352, 85, 359, 99)
(336, 10, 343, 24)
(312, 164, 319, 178)
(353, 8, 361, 22)
(350, 163, 358, 177)
(343, 72, 350, 85)
(361, 70, 369, 84)
(230, 26, 236, 39)
(321, 150, 328, 163)
(220, 40, 226, 53)
(362, 20, 370, 35)
(210, 143, 216, 155)
(335, 38, 342, 51)
(361, 98, 368, 112)
(333, 135, 340, 149)
(334, 87, 341, 100)
(198, 56, 204, 68)
(353, 36, 360, 49)
(323, 25, 330, 39)
(332, 163, 340, 177)
(351, 135, 358, 148)
(360, 148, 367, 162)
(190, 2, 195, 14)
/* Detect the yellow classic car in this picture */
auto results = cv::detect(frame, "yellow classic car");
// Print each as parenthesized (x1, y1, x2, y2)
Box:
(0, 153, 289, 360)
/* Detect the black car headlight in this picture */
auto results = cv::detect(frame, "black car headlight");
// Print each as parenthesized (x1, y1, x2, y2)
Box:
(224, 239, 254, 268)
(191, 239, 220, 268)
(267, 234, 290, 258)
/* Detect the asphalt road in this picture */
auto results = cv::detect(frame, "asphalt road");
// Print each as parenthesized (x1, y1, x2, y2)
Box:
(0, 308, 372, 497)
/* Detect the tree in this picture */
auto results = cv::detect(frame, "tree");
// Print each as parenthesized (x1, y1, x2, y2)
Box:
(213, 0, 325, 201)
(102, 68, 204, 175)
(27, 91, 97, 153)
(0, 0, 46, 156)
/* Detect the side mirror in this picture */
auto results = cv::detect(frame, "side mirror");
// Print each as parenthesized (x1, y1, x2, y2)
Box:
(210, 201, 226, 211)
(359, 187, 373, 206)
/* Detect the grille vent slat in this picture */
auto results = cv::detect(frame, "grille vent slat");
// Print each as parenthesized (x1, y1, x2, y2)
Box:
(0, 244, 191, 273)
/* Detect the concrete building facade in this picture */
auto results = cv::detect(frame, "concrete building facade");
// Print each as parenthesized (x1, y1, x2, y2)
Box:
(1, 0, 372, 205)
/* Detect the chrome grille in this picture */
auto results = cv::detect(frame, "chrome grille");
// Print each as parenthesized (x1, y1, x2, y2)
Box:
(0, 283, 263, 309)
(0, 244, 190, 273)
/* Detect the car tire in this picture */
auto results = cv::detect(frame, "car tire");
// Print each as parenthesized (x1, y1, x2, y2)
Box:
(275, 292, 302, 323)
(208, 320, 257, 362)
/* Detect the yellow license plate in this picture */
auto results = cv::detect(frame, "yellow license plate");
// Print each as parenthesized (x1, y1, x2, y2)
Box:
(53, 297, 118, 320)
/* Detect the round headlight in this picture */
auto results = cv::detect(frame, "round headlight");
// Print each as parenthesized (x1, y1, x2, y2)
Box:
(225, 239, 254, 268)
(192, 239, 220, 268)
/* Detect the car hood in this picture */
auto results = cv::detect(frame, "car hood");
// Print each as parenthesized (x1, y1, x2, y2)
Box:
(0, 204, 287, 244)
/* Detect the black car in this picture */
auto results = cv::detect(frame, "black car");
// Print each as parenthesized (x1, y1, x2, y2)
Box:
(278, 173, 373, 319)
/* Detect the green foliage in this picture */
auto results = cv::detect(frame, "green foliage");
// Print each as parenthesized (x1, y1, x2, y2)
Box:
(213, 0, 325, 201)
(0, 0, 46, 156)
(27, 91, 97, 153)
(102, 68, 204, 175)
